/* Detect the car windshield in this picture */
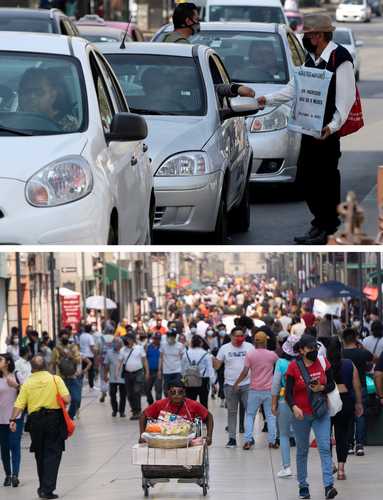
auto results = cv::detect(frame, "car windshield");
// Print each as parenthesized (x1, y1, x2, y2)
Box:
(104, 53, 206, 116)
(0, 15, 53, 33)
(0, 52, 86, 136)
(208, 5, 286, 23)
(190, 31, 288, 84)
(333, 31, 352, 45)
(342, 0, 364, 4)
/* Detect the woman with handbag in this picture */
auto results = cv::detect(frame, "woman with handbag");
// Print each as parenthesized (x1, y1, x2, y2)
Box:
(285, 335, 337, 500)
(326, 337, 363, 480)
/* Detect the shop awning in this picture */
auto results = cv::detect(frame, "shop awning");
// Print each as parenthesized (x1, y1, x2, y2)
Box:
(105, 262, 130, 284)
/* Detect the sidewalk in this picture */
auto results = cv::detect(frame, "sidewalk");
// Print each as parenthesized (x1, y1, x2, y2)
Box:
(7, 388, 383, 500)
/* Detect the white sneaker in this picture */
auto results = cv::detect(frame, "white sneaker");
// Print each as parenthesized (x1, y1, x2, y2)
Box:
(277, 467, 292, 478)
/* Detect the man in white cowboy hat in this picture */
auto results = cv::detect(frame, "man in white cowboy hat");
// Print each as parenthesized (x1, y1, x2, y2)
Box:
(258, 14, 356, 245)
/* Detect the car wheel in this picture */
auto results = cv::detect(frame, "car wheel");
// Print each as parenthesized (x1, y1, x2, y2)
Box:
(229, 182, 250, 233)
(212, 194, 227, 244)
(107, 224, 118, 245)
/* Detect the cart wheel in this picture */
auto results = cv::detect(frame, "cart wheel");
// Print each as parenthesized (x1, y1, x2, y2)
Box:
(203, 484, 208, 496)
(143, 484, 149, 497)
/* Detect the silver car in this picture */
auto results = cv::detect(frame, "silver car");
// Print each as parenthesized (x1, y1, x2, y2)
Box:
(333, 27, 363, 82)
(100, 42, 254, 242)
(154, 22, 305, 185)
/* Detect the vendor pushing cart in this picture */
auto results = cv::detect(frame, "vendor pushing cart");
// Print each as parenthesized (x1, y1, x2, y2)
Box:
(136, 382, 214, 496)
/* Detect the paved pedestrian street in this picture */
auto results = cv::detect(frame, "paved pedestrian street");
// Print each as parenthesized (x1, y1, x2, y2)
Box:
(7, 388, 382, 500)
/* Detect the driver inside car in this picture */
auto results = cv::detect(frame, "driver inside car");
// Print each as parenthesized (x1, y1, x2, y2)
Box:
(18, 68, 79, 132)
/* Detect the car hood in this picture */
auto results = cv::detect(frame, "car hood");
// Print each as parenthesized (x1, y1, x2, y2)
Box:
(144, 116, 211, 173)
(0, 134, 87, 182)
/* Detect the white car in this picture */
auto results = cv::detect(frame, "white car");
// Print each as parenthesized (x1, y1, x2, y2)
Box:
(0, 32, 154, 245)
(205, 0, 288, 24)
(333, 27, 363, 81)
(336, 0, 372, 22)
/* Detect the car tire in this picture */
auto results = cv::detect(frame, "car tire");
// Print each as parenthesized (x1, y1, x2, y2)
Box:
(107, 224, 118, 245)
(229, 182, 250, 233)
(212, 194, 227, 244)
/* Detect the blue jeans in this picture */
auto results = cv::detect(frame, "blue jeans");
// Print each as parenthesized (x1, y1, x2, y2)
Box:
(293, 412, 333, 488)
(348, 387, 368, 447)
(64, 377, 82, 419)
(278, 399, 294, 468)
(245, 390, 276, 444)
(0, 418, 23, 476)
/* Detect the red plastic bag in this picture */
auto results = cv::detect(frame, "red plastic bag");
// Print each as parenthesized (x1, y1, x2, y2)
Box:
(53, 376, 76, 438)
(338, 86, 364, 137)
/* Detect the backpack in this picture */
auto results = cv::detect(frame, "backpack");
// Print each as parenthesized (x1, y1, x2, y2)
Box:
(58, 352, 77, 378)
(183, 351, 208, 388)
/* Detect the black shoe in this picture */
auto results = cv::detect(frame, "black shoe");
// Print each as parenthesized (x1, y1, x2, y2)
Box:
(225, 438, 237, 448)
(294, 227, 321, 244)
(3, 476, 11, 487)
(262, 423, 268, 433)
(112, 411, 117, 417)
(130, 414, 140, 421)
(39, 493, 59, 500)
(298, 230, 328, 245)
(299, 486, 310, 499)
(99, 393, 106, 403)
(120, 413, 126, 418)
(225, 425, 229, 432)
(355, 445, 365, 456)
(11, 475, 19, 487)
(325, 486, 338, 499)
(290, 437, 296, 447)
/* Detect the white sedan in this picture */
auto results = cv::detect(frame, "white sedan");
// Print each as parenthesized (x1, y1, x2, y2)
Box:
(336, 0, 372, 22)
(0, 32, 154, 244)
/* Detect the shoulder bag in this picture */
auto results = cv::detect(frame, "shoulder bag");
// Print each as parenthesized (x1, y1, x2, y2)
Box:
(296, 358, 328, 419)
(318, 357, 343, 417)
(53, 376, 75, 438)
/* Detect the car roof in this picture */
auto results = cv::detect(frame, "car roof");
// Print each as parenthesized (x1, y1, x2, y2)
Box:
(77, 25, 124, 35)
(0, 7, 59, 18)
(99, 41, 195, 57)
(160, 21, 282, 33)
(0, 31, 86, 55)
(206, 0, 284, 6)
(334, 26, 352, 32)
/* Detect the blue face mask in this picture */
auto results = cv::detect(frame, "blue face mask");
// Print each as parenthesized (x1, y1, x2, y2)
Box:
(219, 330, 226, 337)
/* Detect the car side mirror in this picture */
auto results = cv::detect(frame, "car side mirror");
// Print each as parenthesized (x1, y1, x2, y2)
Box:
(221, 96, 259, 120)
(108, 112, 148, 142)
(355, 40, 363, 48)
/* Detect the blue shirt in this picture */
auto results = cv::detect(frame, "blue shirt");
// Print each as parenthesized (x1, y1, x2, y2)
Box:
(147, 344, 161, 371)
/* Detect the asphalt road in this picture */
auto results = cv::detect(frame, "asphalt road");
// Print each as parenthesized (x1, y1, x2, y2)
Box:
(154, 17, 383, 246)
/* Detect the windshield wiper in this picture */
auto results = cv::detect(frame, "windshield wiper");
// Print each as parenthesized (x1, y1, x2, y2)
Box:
(129, 108, 179, 116)
(0, 125, 33, 136)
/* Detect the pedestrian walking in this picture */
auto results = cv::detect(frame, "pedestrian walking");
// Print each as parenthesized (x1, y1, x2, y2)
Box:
(285, 335, 338, 499)
(119, 334, 149, 420)
(78, 325, 96, 390)
(258, 14, 357, 244)
(342, 328, 372, 456)
(271, 334, 300, 478)
(15, 348, 32, 382)
(362, 320, 383, 361)
(214, 327, 255, 448)
(0, 353, 23, 488)
(182, 335, 211, 408)
(10, 355, 70, 500)
(104, 338, 127, 417)
(326, 337, 363, 480)
(158, 329, 185, 394)
(145, 333, 162, 405)
(6, 333, 20, 362)
(234, 331, 279, 450)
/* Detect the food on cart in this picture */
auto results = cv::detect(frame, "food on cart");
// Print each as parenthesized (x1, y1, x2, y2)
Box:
(145, 414, 193, 436)
(145, 423, 162, 434)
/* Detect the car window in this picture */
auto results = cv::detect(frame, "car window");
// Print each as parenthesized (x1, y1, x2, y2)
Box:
(89, 53, 114, 134)
(95, 53, 128, 113)
(333, 31, 352, 45)
(104, 53, 206, 116)
(60, 19, 69, 35)
(0, 51, 86, 136)
(191, 31, 288, 84)
(0, 15, 53, 33)
(208, 5, 286, 24)
(287, 33, 305, 66)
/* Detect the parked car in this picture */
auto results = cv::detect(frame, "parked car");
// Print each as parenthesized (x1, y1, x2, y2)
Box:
(100, 42, 255, 242)
(0, 7, 79, 35)
(285, 10, 304, 33)
(205, 0, 288, 24)
(0, 32, 154, 245)
(333, 27, 363, 81)
(153, 22, 303, 185)
(367, 0, 382, 16)
(77, 25, 128, 43)
(336, 0, 372, 22)
(77, 14, 145, 41)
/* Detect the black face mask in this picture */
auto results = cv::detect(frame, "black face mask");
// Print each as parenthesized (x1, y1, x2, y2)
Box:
(306, 349, 318, 362)
(302, 37, 316, 53)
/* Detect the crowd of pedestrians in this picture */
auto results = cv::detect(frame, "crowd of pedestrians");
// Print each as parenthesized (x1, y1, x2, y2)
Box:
(1, 275, 383, 499)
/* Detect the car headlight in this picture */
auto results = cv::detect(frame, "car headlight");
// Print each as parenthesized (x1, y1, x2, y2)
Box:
(250, 108, 288, 133)
(26, 156, 93, 207)
(155, 152, 216, 177)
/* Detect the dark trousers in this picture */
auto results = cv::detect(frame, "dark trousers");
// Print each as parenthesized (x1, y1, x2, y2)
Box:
(0, 419, 23, 476)
(63, 377, 82, 419)
(146, 369, 163, 405)
(83, 357, 95, 388)
(109, 383, 127, 414)
(125, 369, 144, 414)
(185, 378, 210, 409)
(332, 394, 355, 463)
(297, 134, 341, 233)
(29, 410, 65, 495)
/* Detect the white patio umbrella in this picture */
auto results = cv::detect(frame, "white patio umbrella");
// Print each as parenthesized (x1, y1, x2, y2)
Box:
(85, 295, 117, 310)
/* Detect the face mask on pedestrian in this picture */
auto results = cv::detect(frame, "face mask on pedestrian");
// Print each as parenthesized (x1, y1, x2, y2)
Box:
(12, 337, 19, 345)
(61, 336, 69, 345)
(233, 335, 245, 347)
(219, 330, 226, 337)
(302, 36, 316, 53)
(190, 327, 197, 334)
(190, 21, 200, 34)
(306, 349, 318, 362)
(91, 325, 97, 332)
(207, 330, 214, 337)
(167, 336, 176, 345)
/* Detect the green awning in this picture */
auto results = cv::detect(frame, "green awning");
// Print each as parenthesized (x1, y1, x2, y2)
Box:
(105, 262, 130, 284)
